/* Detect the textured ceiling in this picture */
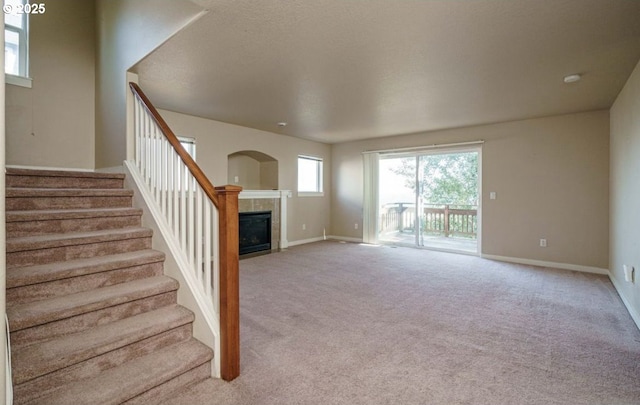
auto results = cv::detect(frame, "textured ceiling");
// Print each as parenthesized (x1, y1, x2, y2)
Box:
(133, 0, 640, 144)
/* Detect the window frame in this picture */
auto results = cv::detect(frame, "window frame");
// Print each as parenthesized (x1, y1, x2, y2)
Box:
(178, 136, 196, 160)
(4, 0, 31, 87)
(297, 155, 324, 197)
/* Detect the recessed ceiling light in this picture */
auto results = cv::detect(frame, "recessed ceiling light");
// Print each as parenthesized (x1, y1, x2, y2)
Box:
(563, 74, 581, 84)
(277, 122, 287, 127)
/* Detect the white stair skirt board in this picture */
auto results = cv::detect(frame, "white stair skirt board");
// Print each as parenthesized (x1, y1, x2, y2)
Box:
(123, 160, 219, 378)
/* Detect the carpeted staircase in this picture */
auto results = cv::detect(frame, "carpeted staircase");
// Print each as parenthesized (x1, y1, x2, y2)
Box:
(5, 168, 215, 405)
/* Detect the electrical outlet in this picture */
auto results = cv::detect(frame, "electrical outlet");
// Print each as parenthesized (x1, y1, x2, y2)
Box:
(302, 224, 306, 231)
(539, 238, 547, 247)
(354, 223, 359, 230)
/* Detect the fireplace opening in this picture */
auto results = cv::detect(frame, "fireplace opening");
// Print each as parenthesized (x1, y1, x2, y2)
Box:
(239, 211, 272, 256)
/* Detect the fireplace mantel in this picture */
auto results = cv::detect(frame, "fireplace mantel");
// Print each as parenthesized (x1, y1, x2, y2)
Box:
(238, 190, 291, 200)
(238, 190, 291, 249)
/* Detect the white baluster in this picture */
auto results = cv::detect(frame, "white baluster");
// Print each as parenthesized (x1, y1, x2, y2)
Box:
(205, 200, 212, 298)
(161, 138, 167, 216)
(213, 207, 220, 315)
(145, 117, 152, 188)
(154, 125, 161, 202)
(174, 152, 180, 239)
(135, 101, 141, 168)
(188, 173, 195, 268)
(141, 112, 147, 181)
(180, 164, 187, 252)
(167, 147, 173, 227)
(196, 187, 203, 285)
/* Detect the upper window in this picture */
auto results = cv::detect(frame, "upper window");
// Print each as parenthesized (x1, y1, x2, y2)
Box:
(298, 155, 323, 196)
(179, 137, 196, 160)
(4, 0, 29, 78)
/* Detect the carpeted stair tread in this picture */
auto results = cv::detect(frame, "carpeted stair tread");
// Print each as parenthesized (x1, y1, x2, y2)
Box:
(26, 338, 213, 405)
(6, 208, 144, 238)
(6, 227, 153, 254)
(12, 304, 194, 385)
(7, 250, 165, 289)
(6, 168, 126, 180)
(158, 377, 219, 405)
(5, 168, 217, 404)
(8, 276, 179, 331)
(5, 169, 126, 189)
(6, 188, 134, 211)
(6, 207, 143, 222)
(6, 188, 134, 198)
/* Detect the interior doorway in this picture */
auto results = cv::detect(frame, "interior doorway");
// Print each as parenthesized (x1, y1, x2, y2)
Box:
(377, 146, 480, 254)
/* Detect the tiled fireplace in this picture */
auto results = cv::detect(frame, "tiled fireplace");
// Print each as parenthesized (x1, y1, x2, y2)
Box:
(238, 190, 291, 255)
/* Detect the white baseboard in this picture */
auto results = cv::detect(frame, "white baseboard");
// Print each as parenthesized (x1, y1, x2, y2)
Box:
(481, 254, 609, 275)
(608, 274, 640, 331)
(6, 164, 94, 172)
(280, 236, 363, 248)
(475, 254, 639, 330)
(287, 236, 326, 247)
(328, 235, 364, 243)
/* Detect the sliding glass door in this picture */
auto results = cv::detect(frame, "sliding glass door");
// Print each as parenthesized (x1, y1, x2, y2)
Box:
(378, 156, 418, 245)
(377, 147, 480, 254)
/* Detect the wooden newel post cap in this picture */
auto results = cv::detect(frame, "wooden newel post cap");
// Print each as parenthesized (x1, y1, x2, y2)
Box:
(215, 185, 243, 195)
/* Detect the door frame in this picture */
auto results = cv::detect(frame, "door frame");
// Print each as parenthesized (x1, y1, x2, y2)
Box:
(363, 141, 483, 255)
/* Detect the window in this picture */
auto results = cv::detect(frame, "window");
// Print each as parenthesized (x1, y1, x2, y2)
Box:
(179, 137, 196, 160)
(298, 155, 323, 196)
(4, 0, 29, 79)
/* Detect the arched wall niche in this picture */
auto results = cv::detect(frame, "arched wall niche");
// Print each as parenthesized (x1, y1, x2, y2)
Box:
(227, 150, 279, 190)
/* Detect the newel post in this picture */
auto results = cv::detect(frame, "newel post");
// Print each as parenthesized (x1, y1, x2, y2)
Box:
(215, 185, 242, 381)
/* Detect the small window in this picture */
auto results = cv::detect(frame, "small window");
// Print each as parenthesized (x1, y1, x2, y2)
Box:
(298, 155, 323, 196)
(179, 137, 196, 160)
(4, 0, 29, 78)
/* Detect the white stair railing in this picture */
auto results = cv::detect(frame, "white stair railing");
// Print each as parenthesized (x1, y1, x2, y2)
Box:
(127, 83, 240, 381)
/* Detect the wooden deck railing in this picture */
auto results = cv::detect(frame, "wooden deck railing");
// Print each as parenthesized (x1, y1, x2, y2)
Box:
(380, 203, 477, 238)
(129, 82, 240, 381)
(423, 205, 477, 237)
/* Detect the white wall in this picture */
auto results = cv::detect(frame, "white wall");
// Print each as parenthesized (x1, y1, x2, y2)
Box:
(228, 155, 261, 189)
(610, 59, 640, 325)
(158, 109, 331, 243)
(5, 0, 95, 170)
(95, 0, 205, 169)
(261, 161, 279, 190)
(332, 110, 610, 269)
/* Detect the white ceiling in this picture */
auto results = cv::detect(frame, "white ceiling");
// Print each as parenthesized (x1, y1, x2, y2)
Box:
(133, 0, 640, 144)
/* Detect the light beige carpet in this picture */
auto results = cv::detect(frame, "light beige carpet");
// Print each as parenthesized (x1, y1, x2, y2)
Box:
(164, 241, 640, 405)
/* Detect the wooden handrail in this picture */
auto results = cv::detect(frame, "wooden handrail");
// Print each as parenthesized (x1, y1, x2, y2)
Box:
(129, 82, 220, 208)
(129, 82, 240, 381)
